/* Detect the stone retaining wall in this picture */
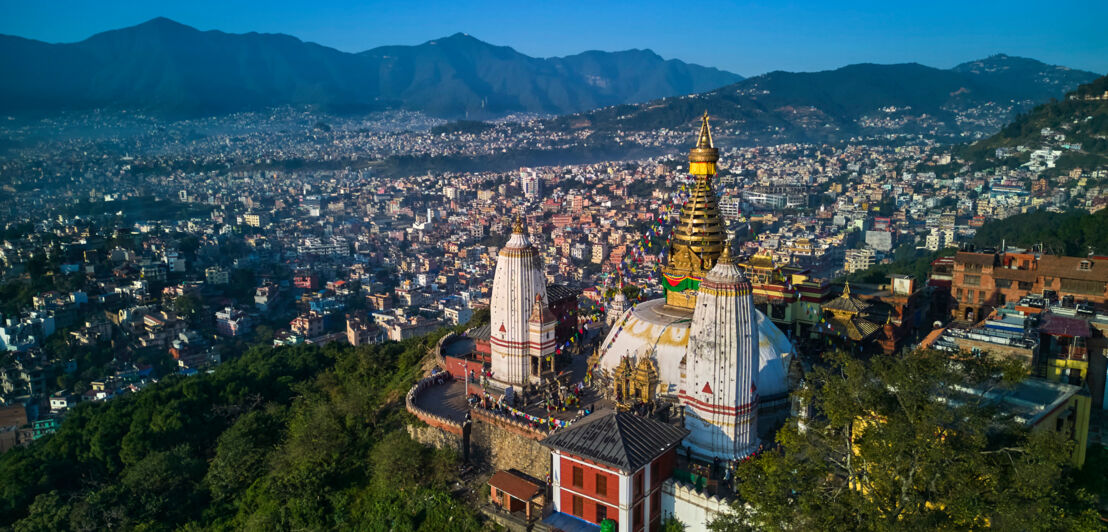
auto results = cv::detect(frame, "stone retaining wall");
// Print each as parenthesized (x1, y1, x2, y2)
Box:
(471, 410, 551, 479)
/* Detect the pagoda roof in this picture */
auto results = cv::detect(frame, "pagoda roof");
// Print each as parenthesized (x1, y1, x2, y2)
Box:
(541, 409, 688, 472)
(823, 283, 871, 313)
(826, 314, 882, 341)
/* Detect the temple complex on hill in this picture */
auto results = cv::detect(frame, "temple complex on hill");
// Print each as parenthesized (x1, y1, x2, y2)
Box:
(592, 113, 796, 461)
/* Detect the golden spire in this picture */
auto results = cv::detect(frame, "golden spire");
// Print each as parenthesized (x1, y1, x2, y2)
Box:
(662, 113, 727, 310)
(512, 214, 525, 234)
(696, 110, 714, 149)
(688, 111, 719, 174)
(843, 281, 851, 297)
(718, 242, 734, 265)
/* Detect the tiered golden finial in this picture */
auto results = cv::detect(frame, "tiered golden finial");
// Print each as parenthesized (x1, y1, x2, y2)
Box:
(661, 112, 727, 310)
(688, 111, 719, 176)
(512, 214, 525, 234)
(718, 242, 734, 266)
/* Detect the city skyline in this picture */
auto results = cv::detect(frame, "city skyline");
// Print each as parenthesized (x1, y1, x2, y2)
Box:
(2, 0, 1106, 77)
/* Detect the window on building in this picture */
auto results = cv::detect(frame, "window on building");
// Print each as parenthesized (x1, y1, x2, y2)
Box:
(1061, 278, 1105, 295)
(978, 291, 985, 303)
(572, 495, 583, 517)
(572, 467, 583, 488)
(634, 503, 643, 529)
(634, 471, 643, 498)
(652, 491, 661, 519)
(1018, 281, 1034, 290)
(596, 474, 607, 496)
(596, 504, 607, 524)
(651, 461, 660, 485)
(967, 289, 974, 300)
(995, 279, 1012, 289)
(963, 274, 981, 286)
(1079, 260, 1091, 271)
(956, 288, 963, 299)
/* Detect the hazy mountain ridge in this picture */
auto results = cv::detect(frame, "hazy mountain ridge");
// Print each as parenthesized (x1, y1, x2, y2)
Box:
(0, 18, 742, 118)
(549, 55, 1101, 144)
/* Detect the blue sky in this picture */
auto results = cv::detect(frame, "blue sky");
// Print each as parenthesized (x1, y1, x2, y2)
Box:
(1, 0, 1105, 76)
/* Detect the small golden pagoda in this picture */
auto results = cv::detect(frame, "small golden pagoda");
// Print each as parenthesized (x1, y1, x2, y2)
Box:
(661, 112, 728, 310)
(630, 357, 660, 403)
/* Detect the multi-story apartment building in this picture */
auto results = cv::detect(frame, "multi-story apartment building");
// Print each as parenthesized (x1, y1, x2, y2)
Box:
(951, 251, 1108, 322)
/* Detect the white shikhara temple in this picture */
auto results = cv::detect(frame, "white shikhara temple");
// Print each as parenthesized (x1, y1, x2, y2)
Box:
(490, 217, 556, 386)
(682, 246, 760, 459)
(596, 114, 792, 461)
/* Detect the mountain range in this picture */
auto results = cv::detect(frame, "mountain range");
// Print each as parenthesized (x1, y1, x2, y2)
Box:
(549, 55, 1101, 143)
(0, 18, 742, 118)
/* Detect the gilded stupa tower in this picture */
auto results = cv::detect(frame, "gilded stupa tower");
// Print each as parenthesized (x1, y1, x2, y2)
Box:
(662, 112, 728, 309)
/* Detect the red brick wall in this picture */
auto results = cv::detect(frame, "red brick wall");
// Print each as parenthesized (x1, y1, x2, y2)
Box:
(560, 490, 617, 527)
(651, 448, 677, 490)
(560, 458, 620, 507)
(443, 355, 484, 379)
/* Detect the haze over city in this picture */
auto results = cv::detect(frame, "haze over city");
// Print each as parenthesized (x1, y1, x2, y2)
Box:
(3, 0, 1107, 75)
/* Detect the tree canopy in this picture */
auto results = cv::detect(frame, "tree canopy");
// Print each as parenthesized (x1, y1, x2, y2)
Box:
(973, 208, 1108, 256)
(711, 350, 1102, 531)
(0, 327, 482, 531)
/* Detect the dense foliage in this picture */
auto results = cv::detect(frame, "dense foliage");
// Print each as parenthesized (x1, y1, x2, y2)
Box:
(711, 350, 1103, 531)
(973, 208, 1108, 256)
(0, 330, 481, 531)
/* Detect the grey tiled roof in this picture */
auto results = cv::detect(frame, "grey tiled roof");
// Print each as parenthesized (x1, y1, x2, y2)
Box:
(469, 323, 491, 340)
(540, 409, 689, 472)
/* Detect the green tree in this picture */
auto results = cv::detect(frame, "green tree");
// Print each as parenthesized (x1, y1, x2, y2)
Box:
(173, 293, 202, 320)
(121, 444, 206, 525)
(205, 407, 287, 501)
(663, 516, 688, 532)
(711, 350, 1102, 531)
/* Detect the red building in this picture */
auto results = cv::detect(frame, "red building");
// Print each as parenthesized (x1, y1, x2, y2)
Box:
(541, 409, 688, 531)
(293, 272, 319, 290)
(951, 251, 1108, 322)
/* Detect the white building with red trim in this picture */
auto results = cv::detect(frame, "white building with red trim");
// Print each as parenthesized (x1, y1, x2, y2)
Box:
(490, 217, 550, 385)
(682, 246, 760, 460)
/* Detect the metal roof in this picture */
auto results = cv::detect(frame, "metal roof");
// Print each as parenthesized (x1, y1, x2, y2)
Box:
(540, 409, 688, 472)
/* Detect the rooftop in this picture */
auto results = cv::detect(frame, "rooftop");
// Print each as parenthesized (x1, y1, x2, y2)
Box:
(540, 408, 688, 472)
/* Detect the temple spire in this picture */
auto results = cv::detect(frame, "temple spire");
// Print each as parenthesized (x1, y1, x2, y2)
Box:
(718, 242, 734, 265)
(662, 112, 726, 310)
(696, 110, 714, 150)
(512, 214, 525, 234)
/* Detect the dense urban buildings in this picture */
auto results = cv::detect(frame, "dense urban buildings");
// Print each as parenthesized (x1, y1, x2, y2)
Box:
(1, 99, 1106, 528)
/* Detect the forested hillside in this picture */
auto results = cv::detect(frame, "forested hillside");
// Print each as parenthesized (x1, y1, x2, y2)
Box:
(0, 329, 480, 531)
(962, 74, 1108, 172)
(972, 208, 1108, 256)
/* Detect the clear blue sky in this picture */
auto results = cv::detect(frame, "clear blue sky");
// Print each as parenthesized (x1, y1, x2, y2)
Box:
(1, 0, 1105, 76)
